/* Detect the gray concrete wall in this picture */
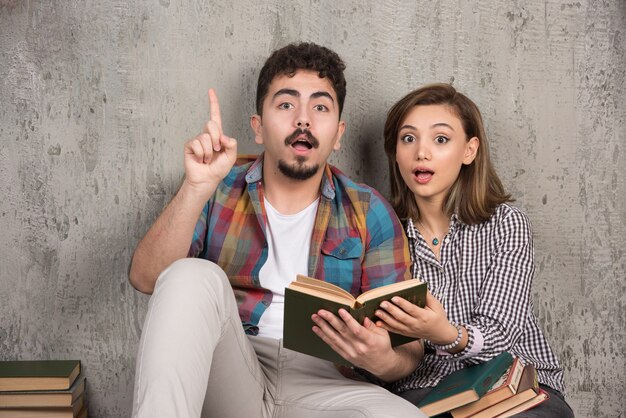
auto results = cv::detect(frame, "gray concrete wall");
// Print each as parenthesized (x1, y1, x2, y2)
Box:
(0, 1, 624, 416)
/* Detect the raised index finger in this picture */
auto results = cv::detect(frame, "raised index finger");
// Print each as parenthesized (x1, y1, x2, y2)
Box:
(208, 88, 223, 131)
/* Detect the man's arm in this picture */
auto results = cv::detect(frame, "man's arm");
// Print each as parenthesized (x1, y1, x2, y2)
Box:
(128, 181, 216, 294)
(128, 89, 237, 294)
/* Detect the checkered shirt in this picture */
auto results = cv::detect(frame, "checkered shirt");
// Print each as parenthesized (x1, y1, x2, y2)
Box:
(389, 203, 566, 394)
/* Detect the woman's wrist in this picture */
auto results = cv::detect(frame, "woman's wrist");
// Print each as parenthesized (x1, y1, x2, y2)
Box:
(430, 322, 463, 351)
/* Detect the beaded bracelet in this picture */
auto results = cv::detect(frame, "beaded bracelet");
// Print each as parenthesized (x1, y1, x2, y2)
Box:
(431, 322, 463, 351)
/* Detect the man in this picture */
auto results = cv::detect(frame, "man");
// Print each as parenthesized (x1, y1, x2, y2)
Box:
(129, 42, 425, 418)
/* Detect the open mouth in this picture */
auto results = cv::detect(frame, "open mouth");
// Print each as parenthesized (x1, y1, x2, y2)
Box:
(413, 168, 434, 183)
(285, 129, 319, 150)
(291, 139, 314, 151)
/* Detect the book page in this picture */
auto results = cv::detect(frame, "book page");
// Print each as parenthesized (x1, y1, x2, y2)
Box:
(293, 275, 355, 300)
(290, 276, 356, 307)
(355, 279, 423, 304)
(289, 282, 355, 304)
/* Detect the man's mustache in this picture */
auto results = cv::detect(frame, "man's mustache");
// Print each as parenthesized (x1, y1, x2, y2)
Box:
(284, 128, 319, 148)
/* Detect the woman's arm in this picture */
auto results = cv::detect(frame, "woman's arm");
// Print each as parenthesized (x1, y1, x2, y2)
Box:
(459, 208, 535, 360)
(376, 207, 535, 361)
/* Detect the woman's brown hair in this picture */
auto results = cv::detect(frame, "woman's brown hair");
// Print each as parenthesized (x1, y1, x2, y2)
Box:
(383, 83, 511, 224)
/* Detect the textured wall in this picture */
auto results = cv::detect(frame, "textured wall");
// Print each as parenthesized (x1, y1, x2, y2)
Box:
(1, 1, 624, 416)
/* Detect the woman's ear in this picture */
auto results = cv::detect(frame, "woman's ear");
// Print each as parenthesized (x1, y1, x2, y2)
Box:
(463, 137, 479, 165)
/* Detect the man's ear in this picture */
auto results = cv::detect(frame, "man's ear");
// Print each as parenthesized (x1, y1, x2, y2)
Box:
(463, 136, 479, 165)
(332, 120, 346, 151)
(251, 114, 263, 145)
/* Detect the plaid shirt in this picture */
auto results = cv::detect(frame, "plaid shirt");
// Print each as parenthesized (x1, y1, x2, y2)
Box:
(188, 155, 411, 335)
(390, 204, 565, 394)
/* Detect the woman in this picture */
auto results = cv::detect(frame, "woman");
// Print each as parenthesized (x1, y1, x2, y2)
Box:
(376, 84, 573, 416)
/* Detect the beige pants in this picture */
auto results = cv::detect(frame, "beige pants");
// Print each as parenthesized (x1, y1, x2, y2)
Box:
(132, 258, 425, 418)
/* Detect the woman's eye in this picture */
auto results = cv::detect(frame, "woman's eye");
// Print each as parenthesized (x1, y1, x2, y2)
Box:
(401, 134, 416, 143)
(435, 135, 449, 144)
(278, 103, 294, 110)
(314, 104, 328, 111)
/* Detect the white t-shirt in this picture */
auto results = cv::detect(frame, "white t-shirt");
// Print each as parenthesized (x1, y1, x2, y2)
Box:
(256, 197, 319, 339)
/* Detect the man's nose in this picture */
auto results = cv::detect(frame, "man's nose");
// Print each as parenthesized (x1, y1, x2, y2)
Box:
(296, 108, 311, 128)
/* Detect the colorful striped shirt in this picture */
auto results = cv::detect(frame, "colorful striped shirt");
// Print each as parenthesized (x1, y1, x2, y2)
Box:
(188, 155, 411, 335)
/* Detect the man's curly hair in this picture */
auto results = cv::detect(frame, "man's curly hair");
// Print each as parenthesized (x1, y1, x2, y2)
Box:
(255, 42, 347, 117)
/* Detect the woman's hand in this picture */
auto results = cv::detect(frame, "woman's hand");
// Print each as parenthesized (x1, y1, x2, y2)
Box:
(375, 291, 460, 346)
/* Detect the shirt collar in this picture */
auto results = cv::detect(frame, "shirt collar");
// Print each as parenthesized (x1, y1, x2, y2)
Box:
(244, 153, 336, 200)
(406, 217, 419, 240)
(244, 154, 264, 184)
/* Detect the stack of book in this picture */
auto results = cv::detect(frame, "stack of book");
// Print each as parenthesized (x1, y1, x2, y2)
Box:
(0, 360, 87, 417)
(417, 352, 549, 417)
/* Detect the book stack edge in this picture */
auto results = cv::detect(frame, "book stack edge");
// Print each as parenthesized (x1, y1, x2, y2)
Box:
(0, 360, 87, 418)
(417, 352, 548, 417)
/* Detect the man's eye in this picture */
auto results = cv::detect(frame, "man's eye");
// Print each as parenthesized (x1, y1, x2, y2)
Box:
(314, 104, 328, 111)
(435, 135, 449, 144)
(278, 103, 294, 110)
(400, 134, 415, 143)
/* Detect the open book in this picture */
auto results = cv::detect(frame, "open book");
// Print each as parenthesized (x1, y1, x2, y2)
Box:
(283, 275, 427, 364)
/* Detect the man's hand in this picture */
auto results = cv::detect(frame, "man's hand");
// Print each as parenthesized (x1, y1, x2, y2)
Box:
(311, 309, 420, 381)
(183, 89, 238, 198)
(128, 89, 237, 294)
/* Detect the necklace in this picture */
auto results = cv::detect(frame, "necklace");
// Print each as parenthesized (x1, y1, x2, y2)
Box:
(417, 220, 441, 246)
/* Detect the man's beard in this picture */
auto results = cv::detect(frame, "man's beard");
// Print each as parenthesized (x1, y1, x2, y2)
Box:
(277, 128, 321, 180)
(278, 158, 320, 180)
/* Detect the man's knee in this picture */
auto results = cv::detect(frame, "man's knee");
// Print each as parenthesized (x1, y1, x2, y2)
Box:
(153, 258, 230, 301)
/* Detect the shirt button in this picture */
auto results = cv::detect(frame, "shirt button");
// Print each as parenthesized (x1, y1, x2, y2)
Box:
(444, 237, 450, 244)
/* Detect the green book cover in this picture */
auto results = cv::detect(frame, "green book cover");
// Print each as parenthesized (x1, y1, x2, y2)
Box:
(418, 352, 514, 417)
(283, 275, 427, 365)
(0, 360, 81, 391)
